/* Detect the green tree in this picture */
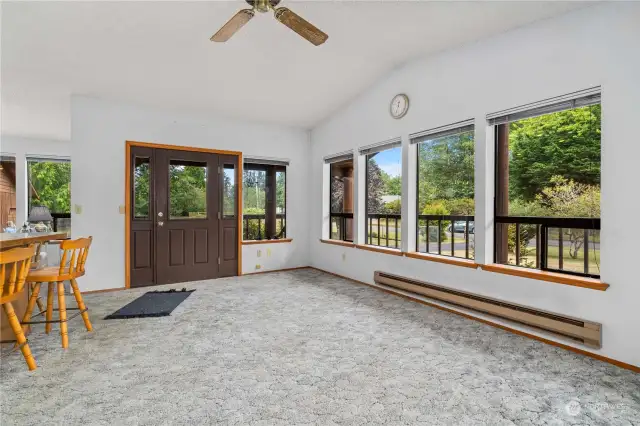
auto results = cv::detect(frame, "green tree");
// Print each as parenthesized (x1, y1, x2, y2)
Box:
(417, 131, 474, 212)
(385, 175, 401, 196)
(276, 170, 286, 214)
(169, 164, 206, 217)
(133, 160, 150, 217)
(367, 158, 386, 214)
(384, 199, 401, 214)
(28, 162, 71, 213)
(509, 104, 601, 201)
(243, 169, 266, 214)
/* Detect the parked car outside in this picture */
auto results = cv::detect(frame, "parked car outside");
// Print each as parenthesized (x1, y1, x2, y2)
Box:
(447, 221, 474, 234)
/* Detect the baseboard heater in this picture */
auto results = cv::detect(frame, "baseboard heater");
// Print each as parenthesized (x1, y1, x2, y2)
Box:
(374, 271, 601, 348)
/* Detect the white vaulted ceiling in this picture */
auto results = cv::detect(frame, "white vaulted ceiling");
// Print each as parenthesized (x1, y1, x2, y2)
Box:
(1, 1, 587, 140)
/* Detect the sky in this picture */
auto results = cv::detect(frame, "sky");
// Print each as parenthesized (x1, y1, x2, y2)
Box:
(373, 147, 402, 177)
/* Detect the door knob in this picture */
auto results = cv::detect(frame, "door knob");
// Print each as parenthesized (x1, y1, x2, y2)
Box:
(158, 221, 164, 227)
(158, 212, 164, 217)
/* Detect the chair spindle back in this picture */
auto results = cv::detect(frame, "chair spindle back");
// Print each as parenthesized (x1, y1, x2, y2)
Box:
(0, 245, 34, 298)
(59, 237, 92, 277)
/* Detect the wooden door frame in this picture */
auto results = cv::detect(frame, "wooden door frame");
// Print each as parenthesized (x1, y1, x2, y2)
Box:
(125, 140, 243, 289)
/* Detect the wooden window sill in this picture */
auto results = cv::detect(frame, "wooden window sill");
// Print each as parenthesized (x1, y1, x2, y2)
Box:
(242, 238, 293, 245)
(405, 252, 478, 269)
(319, 239, 356, 248)
(481, 264, 609, 291)
(355, 244, 404, 256)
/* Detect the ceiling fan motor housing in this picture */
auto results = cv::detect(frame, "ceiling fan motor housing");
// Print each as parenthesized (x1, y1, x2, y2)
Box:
(246, 0, 281, 13)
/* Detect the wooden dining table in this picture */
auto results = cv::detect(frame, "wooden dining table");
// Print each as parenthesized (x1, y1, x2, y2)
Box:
(0, 232, 68, 341)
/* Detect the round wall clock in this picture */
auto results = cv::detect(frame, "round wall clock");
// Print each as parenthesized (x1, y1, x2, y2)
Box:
(390, 94, 409, 119)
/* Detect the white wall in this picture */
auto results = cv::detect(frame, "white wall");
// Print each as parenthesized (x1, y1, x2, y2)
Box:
(71, 97, 310, 291)
(0, 136, 71, 226)
(309, 3, 640, 366)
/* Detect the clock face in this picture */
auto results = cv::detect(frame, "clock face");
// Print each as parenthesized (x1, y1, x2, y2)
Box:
(390, 94, 409, 119)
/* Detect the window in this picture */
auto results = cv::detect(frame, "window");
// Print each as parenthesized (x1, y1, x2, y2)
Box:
(27, 157, 71, 236)
(242, 159, 287, 240)
(133, 157, 151, 219)
(223, 165, 236, 218)
(491, 88, 601, 277)
(413, 121, 475, 259)
(361, 140, 402, 248)
(169, 160, 207, 219)
(0, 155, 17, 231)
(326, 152, 354, 241)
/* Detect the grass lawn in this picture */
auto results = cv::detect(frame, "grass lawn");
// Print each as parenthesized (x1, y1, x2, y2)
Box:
(507, 243, 600, 276)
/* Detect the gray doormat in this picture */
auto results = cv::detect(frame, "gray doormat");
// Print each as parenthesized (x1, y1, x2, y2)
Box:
(104, 289, 194, 320)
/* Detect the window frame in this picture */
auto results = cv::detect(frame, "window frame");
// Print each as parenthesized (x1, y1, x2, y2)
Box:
(328, 158, 354, 242)
(242, 162, 287, 241)
(363, 147, 402, 250)
(491, 91, 601, 279)
(413, 122, 476, 261)
(26, 155, 72, 235)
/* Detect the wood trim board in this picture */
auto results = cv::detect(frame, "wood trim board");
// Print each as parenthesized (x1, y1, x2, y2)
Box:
(124, 140, 243, 289)
(319, 239, 356, 248)
(404, 251, 478, 269)
(243, 238, 293, 245)
(481, 264, 608, 291)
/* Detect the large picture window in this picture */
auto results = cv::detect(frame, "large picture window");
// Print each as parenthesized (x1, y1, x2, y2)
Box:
(327, 153, 354, 242)
(414, 122, 475, 259)
(362, 140, 402, 249)
(27, 157, 71, 236)
(242, 160, 286, 240)
(491, 89, 601, 277)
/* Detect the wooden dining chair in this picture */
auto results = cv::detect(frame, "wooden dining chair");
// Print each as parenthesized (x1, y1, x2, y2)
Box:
(0, 245, 37, 370)
(23, 237, 93, 349)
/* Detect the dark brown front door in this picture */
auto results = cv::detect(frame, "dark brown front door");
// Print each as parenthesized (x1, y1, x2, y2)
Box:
(129, 145, 238, 288)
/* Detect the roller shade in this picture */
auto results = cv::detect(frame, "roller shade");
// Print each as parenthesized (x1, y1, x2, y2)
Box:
(324, 150, 353, 164)
(26, 155, 71, 163)
(410, 119, 474, 144)
(358, 137, 402, 156)
(243, 156, 289, 167)
(487, 87, 601, 126)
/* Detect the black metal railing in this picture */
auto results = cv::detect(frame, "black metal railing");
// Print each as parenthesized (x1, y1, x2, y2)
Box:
(330, 212, 354, 242)
(495, 216, 600, 278)
(243, 214, 286, 241)
(417, 215, 475, 260)
(366, 213, 401, 248)
(51, 213, 71, 236)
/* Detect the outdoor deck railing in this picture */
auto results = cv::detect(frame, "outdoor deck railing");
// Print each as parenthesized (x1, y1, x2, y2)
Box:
(330, 212, 354, 242)
(243, 214, 286, 241)
(495, 216, 600, 278)
(417, 214, 475, 260)
(366, 213, 401, 249)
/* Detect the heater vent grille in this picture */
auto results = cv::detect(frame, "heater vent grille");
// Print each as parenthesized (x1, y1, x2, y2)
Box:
(374, 271, 601, 348)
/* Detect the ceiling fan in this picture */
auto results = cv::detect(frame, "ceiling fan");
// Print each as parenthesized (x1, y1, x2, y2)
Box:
(210, 0, 328, 46)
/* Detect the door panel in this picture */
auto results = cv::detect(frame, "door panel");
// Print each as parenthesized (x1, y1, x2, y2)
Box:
(194, 229, 209, 263)
(129, 145, 239, 287)
(155, 149, 219, 285)
(219, 156, 239, 277)
(130, 147, 155, 288)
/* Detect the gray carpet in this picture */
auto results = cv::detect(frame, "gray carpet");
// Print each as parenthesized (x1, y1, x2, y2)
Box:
(1, 269, 638, 425)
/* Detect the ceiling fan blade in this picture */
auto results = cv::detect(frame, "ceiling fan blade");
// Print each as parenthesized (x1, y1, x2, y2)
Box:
(274, 7, 328, 46)
(211, 9, 255, 42)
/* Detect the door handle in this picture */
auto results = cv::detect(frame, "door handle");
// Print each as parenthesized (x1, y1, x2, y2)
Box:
(158, 221, 164, 227)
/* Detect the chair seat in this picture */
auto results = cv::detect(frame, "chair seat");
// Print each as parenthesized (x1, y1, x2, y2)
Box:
(27, 267, 84, 282)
